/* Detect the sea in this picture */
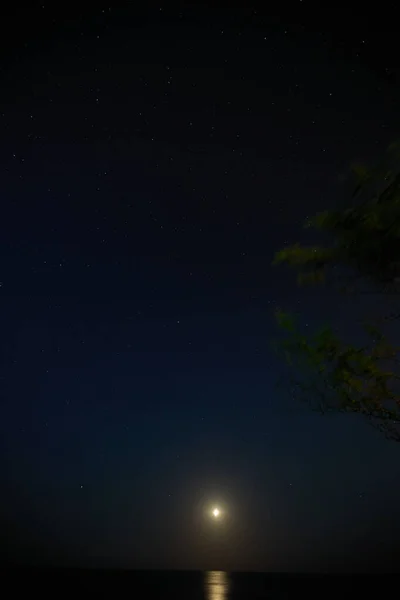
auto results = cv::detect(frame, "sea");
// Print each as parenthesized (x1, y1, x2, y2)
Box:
(1, 567, 391, 598)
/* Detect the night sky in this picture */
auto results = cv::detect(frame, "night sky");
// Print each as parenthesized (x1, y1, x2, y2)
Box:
(1, 2, 400, 573)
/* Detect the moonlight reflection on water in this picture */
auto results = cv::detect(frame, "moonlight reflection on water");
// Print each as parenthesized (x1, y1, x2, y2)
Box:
(205, 571, 229, 600)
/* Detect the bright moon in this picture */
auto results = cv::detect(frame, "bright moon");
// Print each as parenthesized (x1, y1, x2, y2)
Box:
(212, 508, 220, 518)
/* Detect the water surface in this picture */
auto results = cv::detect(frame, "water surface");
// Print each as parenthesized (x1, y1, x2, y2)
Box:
(2, 567, 388, 598)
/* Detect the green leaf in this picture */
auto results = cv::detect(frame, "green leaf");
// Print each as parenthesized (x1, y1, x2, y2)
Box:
(274, 309, 296, 332)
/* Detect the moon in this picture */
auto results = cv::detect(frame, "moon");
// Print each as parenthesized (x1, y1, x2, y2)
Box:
(212, 507, 220, 518)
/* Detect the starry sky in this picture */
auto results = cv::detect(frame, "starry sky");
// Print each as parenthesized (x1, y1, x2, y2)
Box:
(1, 2, 400, 573)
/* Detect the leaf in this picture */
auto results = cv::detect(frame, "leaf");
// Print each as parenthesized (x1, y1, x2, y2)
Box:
(274, 309, 296, 332)
(273, 139, 400, 441)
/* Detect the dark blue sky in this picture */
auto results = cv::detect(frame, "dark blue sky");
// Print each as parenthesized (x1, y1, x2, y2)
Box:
(1, 2, 400, 572)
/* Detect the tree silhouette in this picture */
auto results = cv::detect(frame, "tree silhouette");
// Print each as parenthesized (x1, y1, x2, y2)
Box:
(274, 141, 400, 441)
